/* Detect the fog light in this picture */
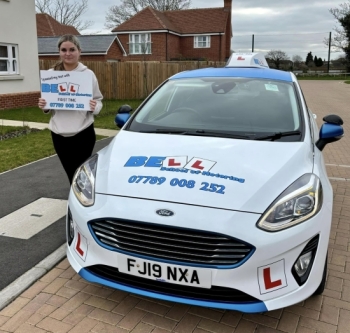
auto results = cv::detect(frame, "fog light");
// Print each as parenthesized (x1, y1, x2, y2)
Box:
(294, 251, 313, 277)
(67, 208, 75, 246)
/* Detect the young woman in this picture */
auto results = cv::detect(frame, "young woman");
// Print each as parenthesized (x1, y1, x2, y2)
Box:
(38, 34, 103, 184)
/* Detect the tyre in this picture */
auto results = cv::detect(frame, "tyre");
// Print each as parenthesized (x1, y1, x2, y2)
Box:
(313, 254, 327, 295)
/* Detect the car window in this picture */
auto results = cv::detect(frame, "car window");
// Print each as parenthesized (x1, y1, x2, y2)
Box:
(131, 77, 302, 138)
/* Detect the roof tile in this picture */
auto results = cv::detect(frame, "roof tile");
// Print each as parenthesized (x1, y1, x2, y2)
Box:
(36, 13, 80, 37)
(112, 6, 229, 34)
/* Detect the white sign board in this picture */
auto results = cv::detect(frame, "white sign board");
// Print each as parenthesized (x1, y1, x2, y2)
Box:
(40, 70, 93, 111)
(226, 53, 269, 68)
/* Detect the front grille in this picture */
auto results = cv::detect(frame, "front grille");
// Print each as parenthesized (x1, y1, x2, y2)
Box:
(89, 219, 254, 267)
(87, 265, 259, 303)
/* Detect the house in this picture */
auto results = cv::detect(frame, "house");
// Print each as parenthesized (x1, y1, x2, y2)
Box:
(38, 35, 126, 61)
(0, 0, 40, 110)
(36, 14, 124, 62)
(111, 0, 232, 62)
(36, 13, 80, 37)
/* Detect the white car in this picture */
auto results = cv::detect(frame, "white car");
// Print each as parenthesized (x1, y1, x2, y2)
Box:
(67, 53, 344, 313)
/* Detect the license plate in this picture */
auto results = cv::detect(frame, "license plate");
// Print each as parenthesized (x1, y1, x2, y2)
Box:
(118, 255, 212, 288)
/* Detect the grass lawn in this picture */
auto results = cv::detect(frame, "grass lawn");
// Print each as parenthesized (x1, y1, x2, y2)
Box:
(0, 127, 106, 173)
(345, 81, 350, 84)
(0, 99, 143, 130)
(0, 125, 27, 136)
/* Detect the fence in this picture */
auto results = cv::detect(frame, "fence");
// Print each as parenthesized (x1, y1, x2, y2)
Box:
(39, 60, 226, 100)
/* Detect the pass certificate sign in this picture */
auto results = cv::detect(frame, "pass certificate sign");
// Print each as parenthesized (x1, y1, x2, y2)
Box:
(40, 70, 93, 111)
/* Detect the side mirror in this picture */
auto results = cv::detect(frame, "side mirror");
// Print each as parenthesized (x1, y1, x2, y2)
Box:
(316, 114, 344, 151)
(115, 105, 132, 129)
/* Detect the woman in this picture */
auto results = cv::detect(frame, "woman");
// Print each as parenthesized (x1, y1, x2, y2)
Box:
(38, 34, 103, 184)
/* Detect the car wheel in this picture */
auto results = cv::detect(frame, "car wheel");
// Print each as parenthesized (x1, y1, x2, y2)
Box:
(313, 254, 327, 295)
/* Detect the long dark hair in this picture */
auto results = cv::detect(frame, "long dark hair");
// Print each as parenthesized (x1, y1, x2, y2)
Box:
(53, 34, 81, 71)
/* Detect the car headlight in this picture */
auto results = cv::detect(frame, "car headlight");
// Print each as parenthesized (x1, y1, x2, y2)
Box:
(72, 154, 98, 207)
(257, 174, 322, 232)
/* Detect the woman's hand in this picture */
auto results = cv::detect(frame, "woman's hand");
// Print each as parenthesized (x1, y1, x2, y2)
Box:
(89, 100, 97, 113)
(38, 98, 47, 110)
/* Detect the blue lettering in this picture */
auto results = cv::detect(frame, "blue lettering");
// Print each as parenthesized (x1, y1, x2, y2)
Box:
(145, 156, 165, 167)
(41, 83, 50, 93)
(41, 83, 58, 93)
(51, 84, 58, 93)
(124, 156, 148, 167)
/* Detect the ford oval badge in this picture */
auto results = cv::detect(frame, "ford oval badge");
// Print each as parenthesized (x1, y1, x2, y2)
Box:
(156, 209, 174, 217)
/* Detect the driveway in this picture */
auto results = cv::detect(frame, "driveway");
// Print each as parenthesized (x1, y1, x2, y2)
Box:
(0, 80, 349, 333)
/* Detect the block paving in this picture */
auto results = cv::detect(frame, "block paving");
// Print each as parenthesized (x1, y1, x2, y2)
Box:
(0, 80, 349, 332)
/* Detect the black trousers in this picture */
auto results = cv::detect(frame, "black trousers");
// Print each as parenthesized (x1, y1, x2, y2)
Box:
(51, 123, 96, 184)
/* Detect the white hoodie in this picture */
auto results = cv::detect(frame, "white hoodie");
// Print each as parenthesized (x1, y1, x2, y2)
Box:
(45, 63, 103, 137)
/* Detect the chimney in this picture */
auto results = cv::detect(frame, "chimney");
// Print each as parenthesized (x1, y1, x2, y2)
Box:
(224, 0, 232, 8)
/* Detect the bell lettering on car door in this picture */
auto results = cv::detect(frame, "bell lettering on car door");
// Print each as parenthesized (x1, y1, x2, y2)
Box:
(258, 259, 287, 294)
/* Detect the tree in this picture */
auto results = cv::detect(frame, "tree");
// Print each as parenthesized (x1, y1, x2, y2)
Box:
(105, 0, 191, 29)
(265, 50, 289, 69)
(305, 52, 313, 65)
(317, 58, 324, 67)
(292, 55, 303, 64)
(35, 0, 93, 31)
(327, 1, 350, 51)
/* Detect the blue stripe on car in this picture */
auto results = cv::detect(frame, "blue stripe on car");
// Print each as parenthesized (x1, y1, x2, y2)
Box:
(79, 268, 268, 313)
(170, 68, 293, 82)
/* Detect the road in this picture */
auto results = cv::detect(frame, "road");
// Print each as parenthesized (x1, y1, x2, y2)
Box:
(0, 137, 113, 290)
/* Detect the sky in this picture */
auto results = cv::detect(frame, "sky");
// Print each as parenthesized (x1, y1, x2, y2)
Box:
(82, 0, 343, 61)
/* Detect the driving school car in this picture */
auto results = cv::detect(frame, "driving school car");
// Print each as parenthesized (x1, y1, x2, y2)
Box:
(67, 53, 344, 313)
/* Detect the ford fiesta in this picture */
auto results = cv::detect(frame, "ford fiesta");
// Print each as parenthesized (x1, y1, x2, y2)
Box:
(67, 53, 344, 313)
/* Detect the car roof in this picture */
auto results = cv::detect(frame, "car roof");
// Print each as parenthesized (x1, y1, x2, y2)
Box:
(170, 67, 293, 82)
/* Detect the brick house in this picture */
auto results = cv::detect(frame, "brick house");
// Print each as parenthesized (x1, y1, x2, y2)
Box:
(36, 13, 80, 37)
(0, 0, 40, 110)
(38, 35, 126, 61)
(111, 0, 232, 62)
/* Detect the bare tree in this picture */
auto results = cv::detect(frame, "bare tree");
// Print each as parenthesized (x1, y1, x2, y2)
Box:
(105, 0, 191, 29)
(292, 55, 303, 69)
(266, 50, 289, 69)
(325, 1, 350, 51)
(35, 0, 93, 31)
(292, 55, 303, 64)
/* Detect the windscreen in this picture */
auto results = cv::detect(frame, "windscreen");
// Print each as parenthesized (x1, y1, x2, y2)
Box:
(129, 77, 301, 137)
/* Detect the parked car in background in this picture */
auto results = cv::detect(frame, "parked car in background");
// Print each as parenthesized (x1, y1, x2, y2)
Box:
(67, 53, 344, 313)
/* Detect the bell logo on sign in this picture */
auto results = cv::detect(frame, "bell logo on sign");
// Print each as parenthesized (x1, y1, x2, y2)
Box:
(58, 83, 68, 92)
(68, 83, 79, 93)
(258, 259, 287, 294)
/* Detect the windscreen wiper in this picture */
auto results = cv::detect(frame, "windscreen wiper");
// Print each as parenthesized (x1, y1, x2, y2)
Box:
(140, 129, 251, 139)
(140, 128, 254, 140)
(140, 129, 188, 134)
(190, 130, 251, 139)
(254, 130, 302, 141)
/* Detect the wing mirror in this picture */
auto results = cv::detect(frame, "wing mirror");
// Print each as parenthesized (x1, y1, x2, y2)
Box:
(115, 105, 133, 129)
(316, 114, 344, 151)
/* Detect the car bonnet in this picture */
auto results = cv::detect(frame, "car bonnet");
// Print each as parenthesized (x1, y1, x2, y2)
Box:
(95, 131, 313, 214)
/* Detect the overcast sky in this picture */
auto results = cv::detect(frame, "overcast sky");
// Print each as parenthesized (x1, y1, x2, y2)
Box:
(82, 0, 342, 61)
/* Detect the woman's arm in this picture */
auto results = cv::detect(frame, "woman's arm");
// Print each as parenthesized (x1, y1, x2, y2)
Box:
(90, 72, 103, 115)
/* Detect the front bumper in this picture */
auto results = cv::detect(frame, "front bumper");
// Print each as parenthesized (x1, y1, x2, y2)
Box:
(67, 191, 331, 312)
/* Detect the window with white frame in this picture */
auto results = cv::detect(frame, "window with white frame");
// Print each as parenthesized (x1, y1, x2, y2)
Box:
(129, 34, 151, 54)
(194, 36, 211, 48)
(0, 43, 19, 75)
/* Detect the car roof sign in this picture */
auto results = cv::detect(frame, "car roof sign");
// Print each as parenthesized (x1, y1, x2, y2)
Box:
(226, 53, 269, 69)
